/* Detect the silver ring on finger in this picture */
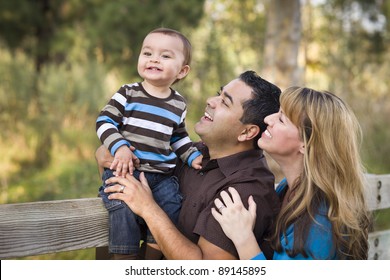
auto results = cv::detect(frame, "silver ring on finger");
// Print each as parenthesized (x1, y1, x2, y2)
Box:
(218, 205, 226, 212)
(119, 185, 125, 193)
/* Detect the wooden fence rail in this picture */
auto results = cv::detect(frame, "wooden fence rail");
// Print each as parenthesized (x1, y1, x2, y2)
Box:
(1, 174, 390, 260)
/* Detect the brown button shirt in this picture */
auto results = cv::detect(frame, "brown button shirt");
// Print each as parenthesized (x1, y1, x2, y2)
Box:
(175, 143, 280, 259)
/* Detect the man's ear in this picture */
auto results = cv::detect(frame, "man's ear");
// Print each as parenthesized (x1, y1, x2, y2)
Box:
(238, 125, 260, 142)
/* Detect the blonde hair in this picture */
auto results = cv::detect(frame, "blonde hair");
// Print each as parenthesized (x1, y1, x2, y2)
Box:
(272, 87, 371, 259)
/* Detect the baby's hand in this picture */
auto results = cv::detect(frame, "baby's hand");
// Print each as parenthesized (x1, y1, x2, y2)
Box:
(191, 154, 203, 170)
(110, 145, 139, 177)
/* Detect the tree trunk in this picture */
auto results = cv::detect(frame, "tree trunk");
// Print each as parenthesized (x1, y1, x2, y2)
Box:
(32, 0, 53, 168)
(35, 0, 52, 74)
(262, 0, 302, 90)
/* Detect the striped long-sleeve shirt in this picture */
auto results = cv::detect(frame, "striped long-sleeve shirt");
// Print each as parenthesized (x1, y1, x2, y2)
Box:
(96, 82, 201, 174)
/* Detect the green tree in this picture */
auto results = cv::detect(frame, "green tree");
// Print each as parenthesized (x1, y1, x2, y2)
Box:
(85, 0, 205, 77)
(0, 0, 91, 168)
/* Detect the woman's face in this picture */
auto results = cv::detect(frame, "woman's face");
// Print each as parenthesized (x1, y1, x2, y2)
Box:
(257, 109, 304, 160)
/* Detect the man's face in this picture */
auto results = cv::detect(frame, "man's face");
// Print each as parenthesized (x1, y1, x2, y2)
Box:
(195, 78, 253, 152)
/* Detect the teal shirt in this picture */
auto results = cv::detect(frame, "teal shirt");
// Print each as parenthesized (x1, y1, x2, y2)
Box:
(252, 179, 337, 260)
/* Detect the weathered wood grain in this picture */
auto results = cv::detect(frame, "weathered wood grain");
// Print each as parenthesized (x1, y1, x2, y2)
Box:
(0, 198, 108, 259)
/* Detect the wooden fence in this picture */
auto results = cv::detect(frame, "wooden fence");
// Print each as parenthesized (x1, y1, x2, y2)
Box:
(0, 174, 389, 260)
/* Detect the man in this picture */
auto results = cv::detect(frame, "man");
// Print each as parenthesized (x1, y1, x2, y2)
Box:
(99, 70, 281, 259)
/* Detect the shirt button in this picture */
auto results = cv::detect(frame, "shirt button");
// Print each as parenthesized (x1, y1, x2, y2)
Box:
(199, 172, 204, 176)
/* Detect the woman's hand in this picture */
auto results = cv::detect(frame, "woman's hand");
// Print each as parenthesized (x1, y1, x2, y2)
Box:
(212, 187, 261, 259)
(104, 172, 156, 217)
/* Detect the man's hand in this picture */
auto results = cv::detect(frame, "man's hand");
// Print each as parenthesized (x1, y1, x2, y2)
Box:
(95, 145, 114, 177)
(104, 172, 155, 217)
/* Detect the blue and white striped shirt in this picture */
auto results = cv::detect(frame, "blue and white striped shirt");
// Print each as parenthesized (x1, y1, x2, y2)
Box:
(96, 82, 201, 174)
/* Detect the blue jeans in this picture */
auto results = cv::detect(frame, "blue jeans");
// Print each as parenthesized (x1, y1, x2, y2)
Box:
(99, 168, 182, 254)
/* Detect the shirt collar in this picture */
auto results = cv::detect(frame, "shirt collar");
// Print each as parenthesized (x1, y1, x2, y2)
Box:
(197, 142, 265, 177)
(216, 149, 264, 177)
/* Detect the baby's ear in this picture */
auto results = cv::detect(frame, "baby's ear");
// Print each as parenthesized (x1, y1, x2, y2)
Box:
(177, 65, 190, 80)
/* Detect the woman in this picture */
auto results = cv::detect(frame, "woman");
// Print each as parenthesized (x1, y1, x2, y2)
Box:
(212, 87, 371, 260)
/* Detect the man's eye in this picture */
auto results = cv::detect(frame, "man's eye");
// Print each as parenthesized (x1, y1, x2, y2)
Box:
(222, 99, 228, 106)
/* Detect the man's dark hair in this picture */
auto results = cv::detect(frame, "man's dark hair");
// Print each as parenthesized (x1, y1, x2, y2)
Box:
(239, 70, 281, 149)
